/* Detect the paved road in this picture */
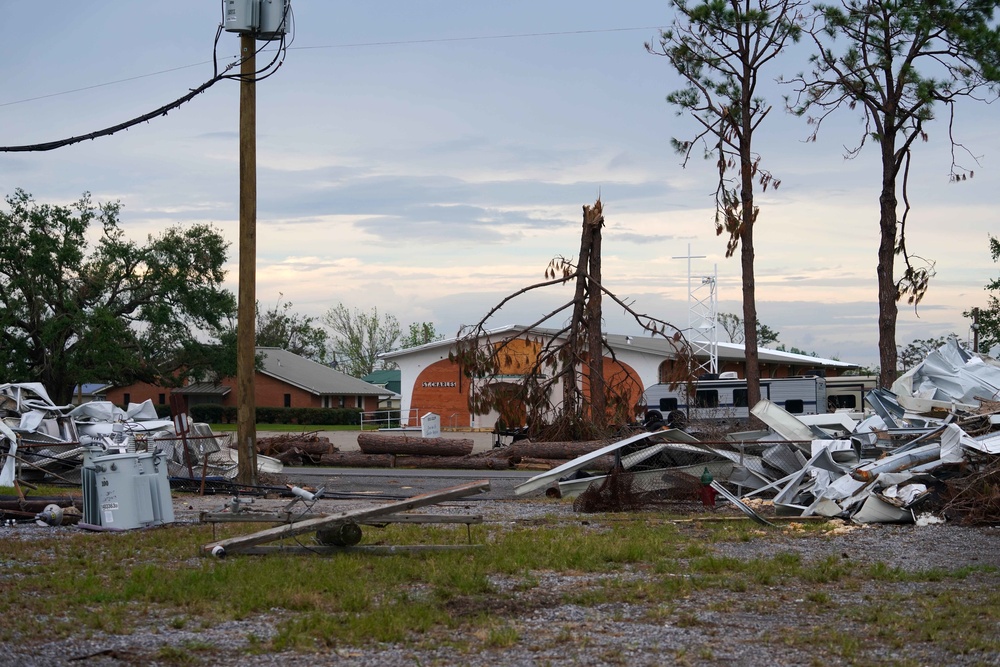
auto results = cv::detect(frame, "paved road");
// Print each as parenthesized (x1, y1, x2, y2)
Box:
(260, 430, 543, 500)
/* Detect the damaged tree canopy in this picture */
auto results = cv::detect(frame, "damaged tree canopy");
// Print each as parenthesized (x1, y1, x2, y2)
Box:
(451, 199, 693, 443)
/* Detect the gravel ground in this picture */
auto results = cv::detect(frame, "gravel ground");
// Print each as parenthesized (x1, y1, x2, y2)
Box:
(3, 489, 1000, 667)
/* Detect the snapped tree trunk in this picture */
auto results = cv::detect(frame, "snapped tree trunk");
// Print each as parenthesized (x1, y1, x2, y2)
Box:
(585, 201, 607, 428)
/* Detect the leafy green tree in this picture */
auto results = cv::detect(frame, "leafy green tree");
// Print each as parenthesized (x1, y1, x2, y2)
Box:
(0, 189, 235, 403)
(646, 0, 806, 412)
(718, 312, 780, 347)
(965, 234, 1000, 355)
(785, 0, 1000, 388)
(400, 322, 445, 349)
(323, 303, 401, 378)
(256, 295, 328, 362)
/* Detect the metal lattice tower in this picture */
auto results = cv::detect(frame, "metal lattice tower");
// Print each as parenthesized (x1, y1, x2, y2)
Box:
(673, 245, 718, 376)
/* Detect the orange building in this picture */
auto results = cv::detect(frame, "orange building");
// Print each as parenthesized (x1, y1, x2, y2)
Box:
(381, 325, 858, 430)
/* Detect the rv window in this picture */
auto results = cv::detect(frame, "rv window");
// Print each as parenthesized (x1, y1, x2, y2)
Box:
(828, 395, 857, 410)
(733, 389, 748, 408)
(659, 397, 678, 412)
(785, 399, 804, 414)
(695, 390, 719, 408)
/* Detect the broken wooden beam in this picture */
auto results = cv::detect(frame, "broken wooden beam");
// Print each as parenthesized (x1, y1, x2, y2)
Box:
(199, 511, 483, 525)
(202, 479, 490, 556)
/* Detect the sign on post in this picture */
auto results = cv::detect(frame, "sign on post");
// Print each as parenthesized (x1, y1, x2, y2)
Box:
(421, 412, 441, 439)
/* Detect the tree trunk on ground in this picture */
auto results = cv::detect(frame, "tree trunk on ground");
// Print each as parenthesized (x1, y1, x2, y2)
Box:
(318, 452, 395, 467)
(505, 439, 614, 460)
(357, 432, 474, 456)
(317, 451, 513, 469)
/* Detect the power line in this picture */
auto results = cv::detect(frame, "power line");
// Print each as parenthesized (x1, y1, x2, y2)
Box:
(0, 25, 665, 109)
(0, 62, 220, 109)
(0, 19, 291, 153)
(294, 25, 666, 51)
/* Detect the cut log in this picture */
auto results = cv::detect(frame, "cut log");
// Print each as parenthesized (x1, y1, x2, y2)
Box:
(392, 455, 513, 470)
(318, 452, 395, 467)
(317, 451, 514, 470)
(504, 439, 613, 460)
(357, 432, 474, 456)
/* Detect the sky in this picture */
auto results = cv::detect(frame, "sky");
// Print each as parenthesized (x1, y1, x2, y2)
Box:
(2, 1, 998, 369)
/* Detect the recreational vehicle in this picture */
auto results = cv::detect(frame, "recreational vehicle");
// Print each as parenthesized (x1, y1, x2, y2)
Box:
(642, 374, 827, 424)
(825, 375, 878, 412)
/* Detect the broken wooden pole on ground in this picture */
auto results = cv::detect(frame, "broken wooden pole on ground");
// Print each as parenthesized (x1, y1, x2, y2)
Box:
(202, 478, 490, 557)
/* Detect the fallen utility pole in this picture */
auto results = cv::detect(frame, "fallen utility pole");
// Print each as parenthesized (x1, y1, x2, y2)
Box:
(202, 479, 490, 557)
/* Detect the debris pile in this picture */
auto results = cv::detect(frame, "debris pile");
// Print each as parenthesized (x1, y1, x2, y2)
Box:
(257, 431, 338, 466)
(519, 338, 1000, 525)
(0, 382, 277, 490)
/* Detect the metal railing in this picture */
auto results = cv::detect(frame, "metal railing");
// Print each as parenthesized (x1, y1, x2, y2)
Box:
(360, 408, 419, 430)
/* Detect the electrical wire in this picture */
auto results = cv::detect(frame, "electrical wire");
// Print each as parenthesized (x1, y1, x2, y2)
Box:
(0, 0, 293, 153)
(1, 21, 652, 109)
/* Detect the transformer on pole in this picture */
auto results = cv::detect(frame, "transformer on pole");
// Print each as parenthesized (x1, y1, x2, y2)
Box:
(224, 0, 289, 40)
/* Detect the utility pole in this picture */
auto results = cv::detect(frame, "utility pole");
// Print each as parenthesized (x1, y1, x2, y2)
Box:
(236, 32, 259, 485)
(225, 0, 289, 485)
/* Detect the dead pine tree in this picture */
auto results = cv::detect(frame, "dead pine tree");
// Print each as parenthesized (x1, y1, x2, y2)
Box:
(450, 198, 694, 442)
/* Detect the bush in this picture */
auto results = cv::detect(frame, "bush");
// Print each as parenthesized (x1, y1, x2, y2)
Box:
(187, 405, 362, 426)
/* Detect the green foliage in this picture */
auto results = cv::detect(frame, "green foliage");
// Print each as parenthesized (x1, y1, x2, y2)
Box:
(0, 189, 235, 402)
(188, 404, 361, 425)
(718, 312, 780, 347)
(965, 234, 1000, 355)
(256, 295, 329, 362)
(400, 321, 445, 349)
(323, 302, 401, 378)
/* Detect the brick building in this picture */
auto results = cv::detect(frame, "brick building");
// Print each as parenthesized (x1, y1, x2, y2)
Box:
(105, 347, 394, 412)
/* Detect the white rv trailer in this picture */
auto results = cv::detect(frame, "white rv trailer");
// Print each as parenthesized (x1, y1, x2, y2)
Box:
(642, 375, 827, 423)
(824, 375, 878, 412)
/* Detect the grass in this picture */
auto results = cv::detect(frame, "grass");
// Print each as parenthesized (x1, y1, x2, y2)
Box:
(1, 483, 78, 497)
(2, 508, 998, 663)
